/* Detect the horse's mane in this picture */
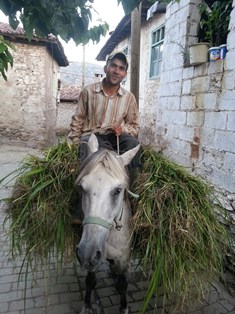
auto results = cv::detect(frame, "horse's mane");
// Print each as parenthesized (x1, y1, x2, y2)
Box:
(76, 149, 129, 186)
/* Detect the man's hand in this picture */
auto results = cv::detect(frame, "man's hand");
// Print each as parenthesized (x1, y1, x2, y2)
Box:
(113, 125, 123, 136)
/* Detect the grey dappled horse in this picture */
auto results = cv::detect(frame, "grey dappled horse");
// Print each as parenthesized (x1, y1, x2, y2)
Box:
(76, 134, 140, 314)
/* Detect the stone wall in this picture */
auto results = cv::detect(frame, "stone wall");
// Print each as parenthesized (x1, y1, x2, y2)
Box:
(0, 42, 60, 148)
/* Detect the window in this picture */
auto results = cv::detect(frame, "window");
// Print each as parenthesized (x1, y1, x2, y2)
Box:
(150, 26, 165, 78)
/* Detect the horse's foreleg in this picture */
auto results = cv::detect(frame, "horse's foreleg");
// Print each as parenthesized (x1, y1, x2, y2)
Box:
(115, 274, 129, 314)
(85, 271, 96, 306)
(80, 271, 97, 313)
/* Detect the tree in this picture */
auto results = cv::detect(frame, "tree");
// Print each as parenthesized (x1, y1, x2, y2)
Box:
(0, 0, 174, 80)
(0, 0, 109, 80)
(0, 35, 15, 80)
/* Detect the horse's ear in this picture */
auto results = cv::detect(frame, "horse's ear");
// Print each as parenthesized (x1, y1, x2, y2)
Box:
(118, 144, 140, 166)
(88, 134, 99, 154)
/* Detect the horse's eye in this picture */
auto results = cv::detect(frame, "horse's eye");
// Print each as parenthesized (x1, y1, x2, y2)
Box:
(113, 187, 122, 196)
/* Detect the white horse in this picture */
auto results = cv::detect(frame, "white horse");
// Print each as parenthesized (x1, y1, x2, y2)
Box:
(76, 134, 140, 314)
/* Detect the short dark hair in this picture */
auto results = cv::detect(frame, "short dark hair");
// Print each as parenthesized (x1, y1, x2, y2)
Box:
(106, 51, 129, 70)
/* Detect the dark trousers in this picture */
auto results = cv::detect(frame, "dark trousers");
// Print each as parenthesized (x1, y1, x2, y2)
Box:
(78, 133, 141, 169)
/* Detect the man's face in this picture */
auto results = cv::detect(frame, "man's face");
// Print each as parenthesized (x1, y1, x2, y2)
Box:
(104, 58, 127, 86)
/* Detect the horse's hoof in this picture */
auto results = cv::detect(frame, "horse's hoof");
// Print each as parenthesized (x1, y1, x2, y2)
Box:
(80, 305, 93, 314)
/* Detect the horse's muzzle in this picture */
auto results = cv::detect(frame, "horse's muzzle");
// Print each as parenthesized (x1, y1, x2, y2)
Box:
(76, 245, 102, 270)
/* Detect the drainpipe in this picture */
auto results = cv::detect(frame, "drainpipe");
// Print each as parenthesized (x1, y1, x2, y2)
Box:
(130, 2, 142, 107)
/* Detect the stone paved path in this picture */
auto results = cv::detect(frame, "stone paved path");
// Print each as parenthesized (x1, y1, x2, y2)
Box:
(0, 143, 235, 314)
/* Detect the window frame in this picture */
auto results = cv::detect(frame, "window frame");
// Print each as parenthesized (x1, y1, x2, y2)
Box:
(149, 25, 165, 79)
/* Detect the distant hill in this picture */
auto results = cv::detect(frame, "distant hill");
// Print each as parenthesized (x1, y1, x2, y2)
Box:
(60, 61, 104, 88)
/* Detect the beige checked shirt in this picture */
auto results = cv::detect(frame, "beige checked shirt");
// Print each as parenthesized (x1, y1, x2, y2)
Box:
(68, 81, 139, 144)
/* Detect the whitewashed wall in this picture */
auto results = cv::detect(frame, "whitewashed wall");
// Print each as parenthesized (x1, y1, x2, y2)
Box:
(0, 42, 60, 148)
(155, 0, 235, 196)
(139, 13, 166, 148)
(150, 0, 235, 272)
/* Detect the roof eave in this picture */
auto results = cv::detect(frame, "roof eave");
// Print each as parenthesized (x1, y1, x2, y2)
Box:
(96, 2, 166, 61)
(0, 23, 69, 67)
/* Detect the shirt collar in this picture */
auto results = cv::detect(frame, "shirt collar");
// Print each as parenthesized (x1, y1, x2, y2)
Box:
(95, 79, 126, 96)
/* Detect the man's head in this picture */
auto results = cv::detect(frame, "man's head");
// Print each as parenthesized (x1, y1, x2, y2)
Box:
(106, 51, 129, 71)
(104, 51, 128, 87)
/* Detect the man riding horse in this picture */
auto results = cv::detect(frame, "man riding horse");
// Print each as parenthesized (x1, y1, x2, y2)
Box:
(68, 51, 141, 190)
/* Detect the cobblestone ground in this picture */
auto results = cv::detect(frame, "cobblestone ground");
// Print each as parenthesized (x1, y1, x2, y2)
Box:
(0, 144, 235, 314)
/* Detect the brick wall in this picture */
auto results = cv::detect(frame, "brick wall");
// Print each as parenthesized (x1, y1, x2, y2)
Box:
(142, 0, 235, 196)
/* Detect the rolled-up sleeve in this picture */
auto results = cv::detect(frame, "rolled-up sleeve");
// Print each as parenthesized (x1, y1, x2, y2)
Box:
(123, 94, 139, 137)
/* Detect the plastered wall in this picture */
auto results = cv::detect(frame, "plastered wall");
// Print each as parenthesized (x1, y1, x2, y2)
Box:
(0, 42, 60, 147)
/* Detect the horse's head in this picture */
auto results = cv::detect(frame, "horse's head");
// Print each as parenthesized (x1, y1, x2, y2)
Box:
(76, 134, 140, 271)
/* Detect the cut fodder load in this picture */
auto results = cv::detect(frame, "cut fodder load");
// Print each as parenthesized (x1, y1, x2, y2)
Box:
(1, 142, 229, 311)
(2, 142, 80, 269)
(131, 146, 229, 312)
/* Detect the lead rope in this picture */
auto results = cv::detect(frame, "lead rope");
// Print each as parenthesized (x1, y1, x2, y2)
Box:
(117, 134, 120, 155)
(114, 135, 122, 230)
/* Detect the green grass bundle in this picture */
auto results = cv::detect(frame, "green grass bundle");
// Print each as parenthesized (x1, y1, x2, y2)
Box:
(3, 142, 80, 270)
(1, 142, 229, 312)
(131, 147, 229, 312)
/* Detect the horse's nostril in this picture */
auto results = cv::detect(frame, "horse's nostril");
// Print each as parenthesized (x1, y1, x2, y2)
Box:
(88, 250, 102, 267)
(95, 250, 101, 261)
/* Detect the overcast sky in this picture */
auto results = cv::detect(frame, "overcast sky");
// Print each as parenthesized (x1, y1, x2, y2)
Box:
(0, 0, 125, 64)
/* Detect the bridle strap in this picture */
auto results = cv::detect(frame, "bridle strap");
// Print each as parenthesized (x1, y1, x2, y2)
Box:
(83, 216, 114, 229)
(127, 189, 139, 199)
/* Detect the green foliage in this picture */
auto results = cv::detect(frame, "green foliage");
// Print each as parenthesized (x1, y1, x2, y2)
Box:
(0, 35, 15, 80)
(0, 0, 109, 44)
(2, 141, 80, 275)
(0, 0, 109, 79)
(199, 0, 232, 46)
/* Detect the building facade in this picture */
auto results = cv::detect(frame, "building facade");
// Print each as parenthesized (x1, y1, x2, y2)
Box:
(0, 22, 68, 148)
